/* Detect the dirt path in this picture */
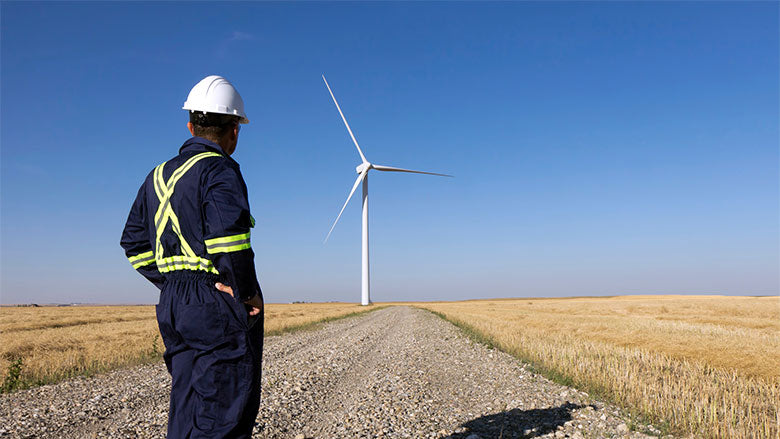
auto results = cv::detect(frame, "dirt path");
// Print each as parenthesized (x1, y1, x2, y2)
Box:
(0, 306, 663, 439)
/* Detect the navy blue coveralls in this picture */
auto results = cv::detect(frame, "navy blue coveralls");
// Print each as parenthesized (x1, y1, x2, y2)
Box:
(121, 137, 263, 439)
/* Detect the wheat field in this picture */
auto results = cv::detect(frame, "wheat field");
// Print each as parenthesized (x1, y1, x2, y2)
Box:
(0, 302, 374, 391)
(407, 295, 779, 439)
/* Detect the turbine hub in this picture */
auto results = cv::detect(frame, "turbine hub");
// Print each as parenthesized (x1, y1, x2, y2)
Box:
(356, 162, 372, 174)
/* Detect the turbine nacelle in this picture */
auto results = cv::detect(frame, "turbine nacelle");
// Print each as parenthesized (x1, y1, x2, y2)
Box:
(356, 162, 372, 174)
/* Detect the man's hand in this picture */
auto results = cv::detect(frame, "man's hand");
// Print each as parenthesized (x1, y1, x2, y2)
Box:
(215, 282, 263, 316)
(244, 293, 264, 316)
(215, 282, 234, 297)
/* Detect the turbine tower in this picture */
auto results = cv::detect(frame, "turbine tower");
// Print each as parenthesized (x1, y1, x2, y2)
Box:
(323, 75, 452, 305)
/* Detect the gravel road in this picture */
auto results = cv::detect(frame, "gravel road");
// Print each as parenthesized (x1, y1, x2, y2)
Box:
(0, 306, 666, 439)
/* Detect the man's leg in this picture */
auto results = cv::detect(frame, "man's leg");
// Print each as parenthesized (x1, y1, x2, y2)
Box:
(157, 285, 196, 439)
(233, 316, 264, 436)
(184, 281, 261, 439)
(168, 347, 196, 438)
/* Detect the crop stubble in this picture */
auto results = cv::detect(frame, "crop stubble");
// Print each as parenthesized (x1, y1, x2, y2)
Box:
(408, 295, 779, 439)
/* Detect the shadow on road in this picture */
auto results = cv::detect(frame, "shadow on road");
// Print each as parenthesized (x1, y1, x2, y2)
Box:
(446, 402, 593, 439)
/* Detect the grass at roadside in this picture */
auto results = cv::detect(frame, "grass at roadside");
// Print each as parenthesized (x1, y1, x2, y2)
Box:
(1, 302, 379, 392)
(406, 295, 779, 439)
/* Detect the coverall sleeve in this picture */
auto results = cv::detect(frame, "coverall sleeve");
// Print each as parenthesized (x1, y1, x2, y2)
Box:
(202, 163, 263, 303)
(120, 181, 165, 289)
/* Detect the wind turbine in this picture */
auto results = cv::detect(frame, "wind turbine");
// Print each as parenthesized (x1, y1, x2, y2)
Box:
(322, 75, 452, 306)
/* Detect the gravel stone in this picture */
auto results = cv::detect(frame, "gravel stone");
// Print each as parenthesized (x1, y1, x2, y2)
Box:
(0, 307, 669, 438)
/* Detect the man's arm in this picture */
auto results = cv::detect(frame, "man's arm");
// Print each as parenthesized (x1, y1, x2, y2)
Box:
(121, 181, 165, 289)
(203, 162, 263, 305)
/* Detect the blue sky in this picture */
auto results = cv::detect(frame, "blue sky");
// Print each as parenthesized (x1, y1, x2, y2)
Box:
(1, 2, 777, 304)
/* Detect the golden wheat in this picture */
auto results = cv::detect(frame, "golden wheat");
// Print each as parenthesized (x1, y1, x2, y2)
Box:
(0, 302, 373, 390)
(406, 295, 779, 439)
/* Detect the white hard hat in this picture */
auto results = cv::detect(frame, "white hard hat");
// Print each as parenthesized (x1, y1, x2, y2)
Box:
(182, 75, 249, 124)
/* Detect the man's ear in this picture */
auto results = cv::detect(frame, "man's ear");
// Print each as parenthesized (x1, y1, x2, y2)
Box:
(187, 122, 196, 136)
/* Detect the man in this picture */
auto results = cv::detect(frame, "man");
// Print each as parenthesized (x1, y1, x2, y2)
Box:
(121, 75, 264, 439)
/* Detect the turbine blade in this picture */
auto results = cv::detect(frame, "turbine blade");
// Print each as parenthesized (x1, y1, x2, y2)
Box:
(325, 169, 368, 243)
(372, 164, 453, 177)
(322, 75, 368, 163)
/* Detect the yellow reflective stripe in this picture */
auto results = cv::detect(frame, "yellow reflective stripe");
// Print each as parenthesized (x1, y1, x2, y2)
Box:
(207, 242, 251, 254)
(205, 233, 250, 246)
(250, 215, 255, 228)
(153, 152, 221, 227)
(168, 152, 221, 188)
(205, 232, 251, 254)
(152, 152, 221, 266)
(156, 255, 219, 275)
(153, 152, 219, 227)
(152, 164, 166, 227)
(153, 162, 170, 257)
(169, 216, 196, 257)
(153, 162, 166, 202)
(128, 251, 153, 263)
(132, 259, 156, 269)
(128, 251, 155, 269)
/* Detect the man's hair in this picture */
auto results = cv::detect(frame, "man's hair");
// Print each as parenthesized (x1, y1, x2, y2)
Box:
(189, 112, 240, 142)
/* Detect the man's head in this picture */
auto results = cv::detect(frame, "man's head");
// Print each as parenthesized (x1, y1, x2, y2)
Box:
(182, 75, 249, 156)
(186, 111, 241, 156)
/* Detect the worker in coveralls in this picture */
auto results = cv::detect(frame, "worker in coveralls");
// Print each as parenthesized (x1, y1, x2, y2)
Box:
(120, 75, 264, 438)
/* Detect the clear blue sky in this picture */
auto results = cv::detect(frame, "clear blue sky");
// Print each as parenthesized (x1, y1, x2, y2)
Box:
(1, 2, 777, 304)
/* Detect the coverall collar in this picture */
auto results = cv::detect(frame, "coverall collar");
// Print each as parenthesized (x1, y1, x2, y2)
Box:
(180, 137, 237, 164)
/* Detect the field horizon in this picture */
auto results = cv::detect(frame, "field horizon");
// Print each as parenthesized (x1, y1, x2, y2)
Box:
(3, 292, 776, 307)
